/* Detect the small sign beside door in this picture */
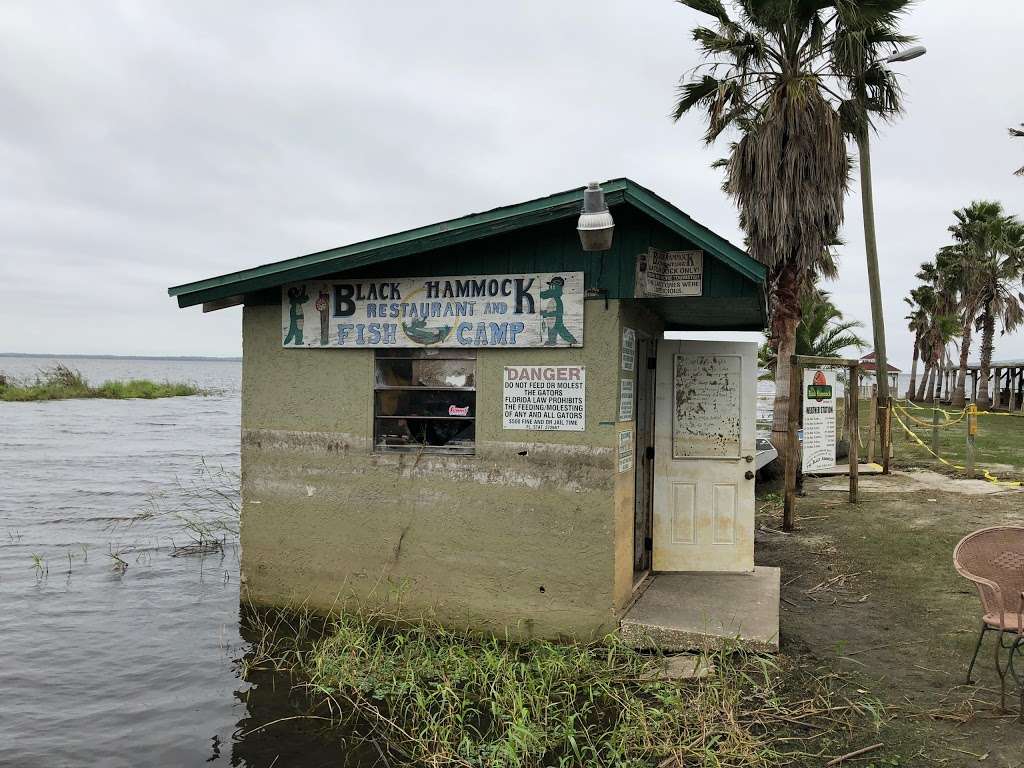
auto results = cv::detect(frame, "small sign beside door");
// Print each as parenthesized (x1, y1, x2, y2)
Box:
(621, 327, 636, 372)
(617, 429, 634, 473)
(618, 378, 635, 422)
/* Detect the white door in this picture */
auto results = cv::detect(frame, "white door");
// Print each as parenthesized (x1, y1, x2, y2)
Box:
(652, 340, 757, 572)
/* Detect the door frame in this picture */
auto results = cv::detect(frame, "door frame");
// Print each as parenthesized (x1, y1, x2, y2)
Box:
(632, 335, 657, 587)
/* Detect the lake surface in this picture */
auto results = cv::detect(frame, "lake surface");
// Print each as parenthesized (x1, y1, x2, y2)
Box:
(0, 356, 349, 767)
(0, 356, 913, 765)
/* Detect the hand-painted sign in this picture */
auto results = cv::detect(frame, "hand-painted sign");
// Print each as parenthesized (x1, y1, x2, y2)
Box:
(801, 369, 837, 472)
(503, 366, 585, 431)
(282, 272, 584, 348)
(635, 248, 703, 297)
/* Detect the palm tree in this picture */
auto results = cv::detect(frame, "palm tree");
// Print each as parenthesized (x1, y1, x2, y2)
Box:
(672, 0, 910, 465)
(760, 289, 866, 373)
(973, 215, 1024, 408)
(904, 287, 930, 399)
(913, 259, 959, 403)
(1011, 124, 1023, 177)
(943, 202, 1019, 406)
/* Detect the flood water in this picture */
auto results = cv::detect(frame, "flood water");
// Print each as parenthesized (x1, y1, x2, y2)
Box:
(0, 355, 911, 765)
(0, 356, 349, 767)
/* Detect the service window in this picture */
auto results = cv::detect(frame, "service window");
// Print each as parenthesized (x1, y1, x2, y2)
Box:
(373, 349, 476, 455)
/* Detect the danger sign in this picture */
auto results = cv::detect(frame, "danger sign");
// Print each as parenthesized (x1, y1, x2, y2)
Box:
(502, 366, 586, 431)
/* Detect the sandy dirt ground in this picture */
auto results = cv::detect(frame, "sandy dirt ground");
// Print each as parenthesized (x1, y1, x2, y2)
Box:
(757, 470, 1024, 767)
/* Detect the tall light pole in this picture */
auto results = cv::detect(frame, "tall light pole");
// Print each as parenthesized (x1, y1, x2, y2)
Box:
(857, 44, 926, 474)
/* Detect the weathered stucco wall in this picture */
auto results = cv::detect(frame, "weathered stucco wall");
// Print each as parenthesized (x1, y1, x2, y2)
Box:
(239, 298, 629, 638)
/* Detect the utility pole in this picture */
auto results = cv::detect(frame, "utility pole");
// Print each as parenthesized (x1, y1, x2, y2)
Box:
(856, 127, 891, 474)
(855, 45, 926, 475)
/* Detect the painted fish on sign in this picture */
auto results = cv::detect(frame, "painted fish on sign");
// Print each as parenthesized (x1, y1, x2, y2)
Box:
(281, 272, 584, 349)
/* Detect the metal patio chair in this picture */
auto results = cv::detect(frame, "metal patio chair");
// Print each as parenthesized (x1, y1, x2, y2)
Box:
(953, 525, 1024, 719)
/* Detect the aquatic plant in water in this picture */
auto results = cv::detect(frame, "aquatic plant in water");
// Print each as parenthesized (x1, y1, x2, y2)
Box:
(29, 554, 48, 580)
(0, 363, 207, 401)
(131, 458, 240, 556)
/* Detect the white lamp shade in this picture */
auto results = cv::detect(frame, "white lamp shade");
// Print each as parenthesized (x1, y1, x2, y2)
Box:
(577, 210, 615, 251)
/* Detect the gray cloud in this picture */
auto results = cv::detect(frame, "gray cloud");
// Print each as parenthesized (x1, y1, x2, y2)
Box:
(1, 0, 1022, 362)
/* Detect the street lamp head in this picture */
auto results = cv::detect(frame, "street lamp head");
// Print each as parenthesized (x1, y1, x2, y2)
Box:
(577, 182, 614, 251)
(883, 45, 927, 64)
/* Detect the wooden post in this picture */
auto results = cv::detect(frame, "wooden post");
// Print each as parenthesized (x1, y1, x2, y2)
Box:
(994, 367, 1002, 409)
(931, 407, 940, 456)
(866, 387, 877, 465)
(783, 357, 802, 532)
(966, 404, 977, 479)
(1010, 368, 1018, 412)
(882, 396, 892, 473)
(849, 365, 859, 503)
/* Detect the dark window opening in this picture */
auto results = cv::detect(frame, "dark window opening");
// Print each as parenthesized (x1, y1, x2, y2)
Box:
(373, 349, 476, 455)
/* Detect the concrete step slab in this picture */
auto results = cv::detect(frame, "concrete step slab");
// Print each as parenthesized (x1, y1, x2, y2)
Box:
(620, 566, 780, 654)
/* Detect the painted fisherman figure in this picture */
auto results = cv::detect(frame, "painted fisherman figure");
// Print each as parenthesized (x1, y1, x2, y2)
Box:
(284, 285, 309, 345)
(315, 290, 330, 346)
(539, 275, 577, 346)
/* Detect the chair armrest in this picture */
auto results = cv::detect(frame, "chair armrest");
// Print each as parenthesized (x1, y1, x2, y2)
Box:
(957, 572, 1005, 626)
(958, 571, 1002, 595)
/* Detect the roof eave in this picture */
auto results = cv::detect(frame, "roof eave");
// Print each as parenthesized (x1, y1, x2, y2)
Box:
(169, 181, 630, 309)
(168, 177, 766, 309)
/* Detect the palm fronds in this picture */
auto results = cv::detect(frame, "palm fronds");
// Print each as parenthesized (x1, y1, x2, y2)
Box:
(1011, 124, 1024, 177)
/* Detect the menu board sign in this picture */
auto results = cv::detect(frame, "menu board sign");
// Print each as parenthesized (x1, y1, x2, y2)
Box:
(801, 368, 837, 472)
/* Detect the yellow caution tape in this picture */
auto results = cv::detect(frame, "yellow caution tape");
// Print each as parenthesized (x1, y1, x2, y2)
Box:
(893, 403, 966, 429)
(890, 407, 1022, 488)
(893, 398, 1018, 419)
(894, 398, 962, 418)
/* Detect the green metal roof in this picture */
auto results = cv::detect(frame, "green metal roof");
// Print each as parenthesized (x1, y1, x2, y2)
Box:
(168, 178, 764, 309)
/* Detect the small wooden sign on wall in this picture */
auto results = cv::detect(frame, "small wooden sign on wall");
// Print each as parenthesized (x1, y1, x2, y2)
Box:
(635, 248, 703, 298)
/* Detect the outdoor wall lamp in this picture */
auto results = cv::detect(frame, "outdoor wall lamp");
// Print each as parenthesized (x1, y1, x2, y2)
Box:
(577, 182, 614, 251)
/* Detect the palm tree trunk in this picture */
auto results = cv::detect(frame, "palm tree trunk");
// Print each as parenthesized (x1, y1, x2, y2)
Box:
(926, 362, 937, 403)
(907, 334, 920, 400)
(770, 265, 801, 470)
(916, 359, 931, 401)
(976, 304, 996, 409)
(951, 322, 972, 407)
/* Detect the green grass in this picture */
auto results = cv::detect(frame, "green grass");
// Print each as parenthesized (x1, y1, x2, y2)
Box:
(890, 403, 1024, 478)
(242, 606, 884, 768)
(0, 364, 205, 402)
(756, 478, 1024, 764)
(838, 398, 1024, 480)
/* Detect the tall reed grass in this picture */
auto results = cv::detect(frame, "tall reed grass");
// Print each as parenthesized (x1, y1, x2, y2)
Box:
(240, 605, 885, 768)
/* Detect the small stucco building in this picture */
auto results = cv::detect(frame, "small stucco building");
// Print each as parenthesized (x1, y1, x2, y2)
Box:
(170, 179, 773, 642)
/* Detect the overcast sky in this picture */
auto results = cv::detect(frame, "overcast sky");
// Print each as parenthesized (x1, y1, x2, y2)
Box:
(1, 1, 1021, 365)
